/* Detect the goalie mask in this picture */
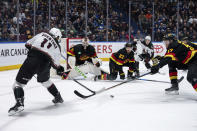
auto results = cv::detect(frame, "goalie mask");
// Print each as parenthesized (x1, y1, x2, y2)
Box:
(49, 28, 62, 43)
(82, 37, 90, 49)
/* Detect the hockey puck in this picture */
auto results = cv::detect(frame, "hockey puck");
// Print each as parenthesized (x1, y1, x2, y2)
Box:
(110, 95, 114, 98)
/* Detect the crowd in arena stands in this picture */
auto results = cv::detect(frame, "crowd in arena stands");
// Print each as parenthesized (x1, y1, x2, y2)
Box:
(153, 0, 197, 41)
(0, 0, 197, 42)
(0, 0, 130, 42)
(117, 0, 197, 41)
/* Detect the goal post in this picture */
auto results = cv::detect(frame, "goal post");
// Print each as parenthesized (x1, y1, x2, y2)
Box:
(50, 38, 83, 77)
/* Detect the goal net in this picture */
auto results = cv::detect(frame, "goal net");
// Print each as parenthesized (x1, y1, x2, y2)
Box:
(50, 38, 83, 77)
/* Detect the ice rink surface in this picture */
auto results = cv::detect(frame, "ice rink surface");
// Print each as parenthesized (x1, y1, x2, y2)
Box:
(0, 62, 197, 131)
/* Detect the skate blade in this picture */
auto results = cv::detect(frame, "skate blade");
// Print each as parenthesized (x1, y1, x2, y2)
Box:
(8, 107, 24, 116)
(165, 90, 179, 95)
(52, 100, 64, 105)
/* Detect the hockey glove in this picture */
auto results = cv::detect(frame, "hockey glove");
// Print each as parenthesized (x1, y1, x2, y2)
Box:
(61, 71, 70, 80)
(151, 65, 160, 74)
(92, 58, 102, 67)
(56, 65, 64, 76)
(152, 57, 160, 66)
(138, 54, 144, 61)
(95, 62, 100, 67)
(154, 55, 163, 60)
(145, 62, 151, 69)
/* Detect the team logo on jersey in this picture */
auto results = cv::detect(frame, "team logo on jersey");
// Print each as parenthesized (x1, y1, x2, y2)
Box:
(80, 55, 89, 61)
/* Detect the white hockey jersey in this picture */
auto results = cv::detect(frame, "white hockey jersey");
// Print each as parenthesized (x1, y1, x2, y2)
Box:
(26, 32, 61, 69)
(134, 40, 154, 61)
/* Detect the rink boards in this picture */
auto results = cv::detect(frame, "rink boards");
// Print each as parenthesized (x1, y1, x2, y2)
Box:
(0, 41, 181, 71)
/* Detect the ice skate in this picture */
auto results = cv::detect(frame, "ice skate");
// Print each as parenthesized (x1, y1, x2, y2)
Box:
(165, 84, 179, 95)
(52, 92, 64, 104)
(8, 98, 24, 116)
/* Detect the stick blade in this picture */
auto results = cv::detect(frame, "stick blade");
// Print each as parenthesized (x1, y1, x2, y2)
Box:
(74, 90, 95, 99)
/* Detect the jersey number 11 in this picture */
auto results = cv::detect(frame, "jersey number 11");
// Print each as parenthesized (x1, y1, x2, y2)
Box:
(41, 38, 52, 49)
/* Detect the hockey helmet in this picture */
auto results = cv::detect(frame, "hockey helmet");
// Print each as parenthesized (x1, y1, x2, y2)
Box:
(145, 36, 151, 45)
(145, 36, 151, 41)
(125, 42, 133, 53)
(125, 42, 132, 48)
(49, 28, 62, 43)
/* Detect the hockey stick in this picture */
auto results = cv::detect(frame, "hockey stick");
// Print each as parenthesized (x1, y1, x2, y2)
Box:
(60, 54, 67, 60)
(137, 76, 184, 84)
(73, 66, 87, 79)
(73, 79, 95, 94)
(93, 76, 184, 84)
(74, 72, 151, 99)
(61, 54, 87, 79)
(61, 55, 97, 96)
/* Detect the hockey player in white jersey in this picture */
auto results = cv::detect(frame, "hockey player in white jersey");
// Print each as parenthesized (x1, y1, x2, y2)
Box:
(133, 36, 156, 75)
(61, 37, 104, 80)
(8, 28, 65, 116)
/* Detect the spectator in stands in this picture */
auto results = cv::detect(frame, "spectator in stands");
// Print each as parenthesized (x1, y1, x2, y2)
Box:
(1, 0, 197, 42)
(135, 30, 144, 40)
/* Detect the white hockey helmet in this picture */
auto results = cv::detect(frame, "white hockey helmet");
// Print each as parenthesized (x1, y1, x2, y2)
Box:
(49, 28, 62, 43)
(145, 36, 151, 41)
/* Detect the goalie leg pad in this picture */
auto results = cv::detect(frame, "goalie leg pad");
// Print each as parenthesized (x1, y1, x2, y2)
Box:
(67, 63, 102, 79)
(66, 64, 90, 79)
(87, 63, 102, 75)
